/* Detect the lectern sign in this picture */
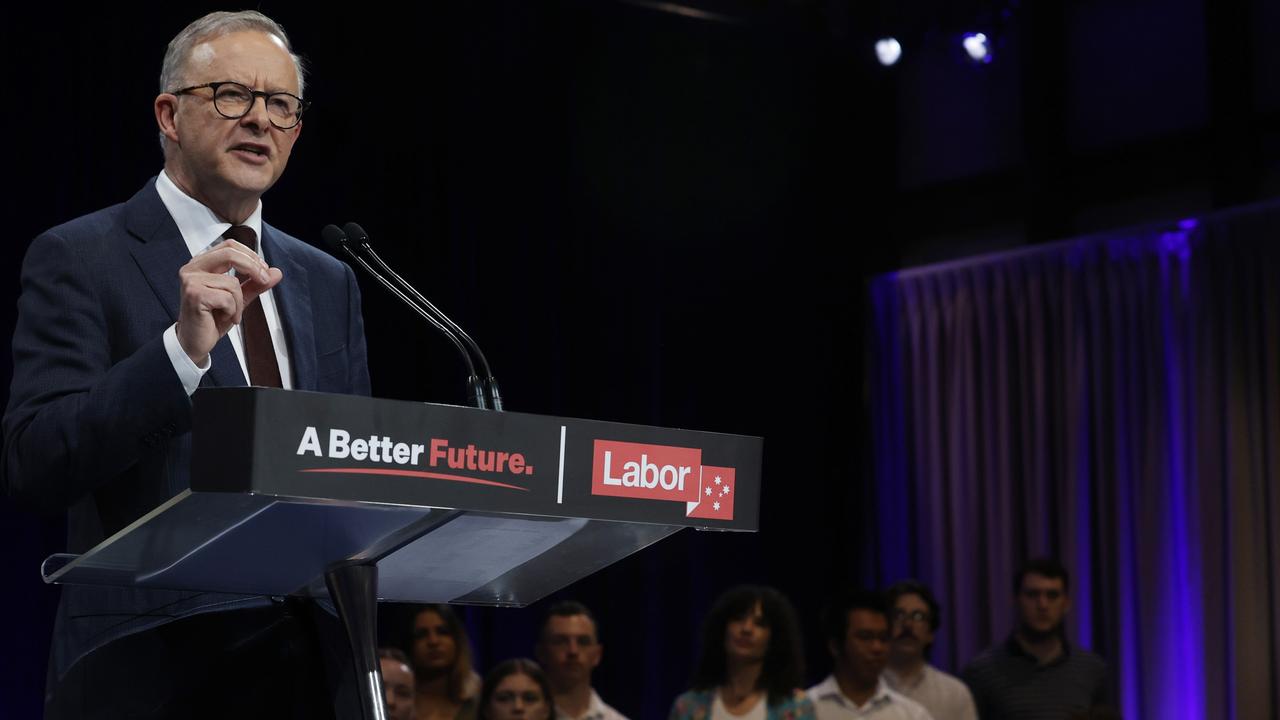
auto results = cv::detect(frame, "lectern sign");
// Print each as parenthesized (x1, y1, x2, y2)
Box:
(590, 439, 737, 520)
(192, 388, 762, 531)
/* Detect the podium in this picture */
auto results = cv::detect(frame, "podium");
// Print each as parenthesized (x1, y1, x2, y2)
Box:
(42, 388, 763, 718)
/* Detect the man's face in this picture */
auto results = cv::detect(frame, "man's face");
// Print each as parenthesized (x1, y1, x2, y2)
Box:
(380, 657, 416, 720)
(1016, 573, 1070, 638)
(889, 593, 934, 661)
(158, 30, 302, 215)
(834, 609, 890, 684)
(537, 614, 602, 690)
(412, 610, 458, 673)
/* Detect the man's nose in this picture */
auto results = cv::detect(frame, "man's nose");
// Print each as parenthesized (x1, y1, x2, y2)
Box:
(239, 94, 271, 130)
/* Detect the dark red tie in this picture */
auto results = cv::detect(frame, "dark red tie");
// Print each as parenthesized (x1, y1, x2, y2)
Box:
(223, 226, 283, 388)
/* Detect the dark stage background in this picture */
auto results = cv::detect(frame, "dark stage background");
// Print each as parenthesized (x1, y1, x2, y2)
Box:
(3, 1, 1279, 718)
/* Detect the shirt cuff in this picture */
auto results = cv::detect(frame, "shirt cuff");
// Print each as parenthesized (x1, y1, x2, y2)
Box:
(163, 324, 210, 396)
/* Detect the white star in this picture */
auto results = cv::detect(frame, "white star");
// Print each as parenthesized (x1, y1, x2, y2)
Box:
(721, 486, 729, 496)
(713, 501, 721, 511)
(705, 487, 712, 496)
(715, 475, 722, 485)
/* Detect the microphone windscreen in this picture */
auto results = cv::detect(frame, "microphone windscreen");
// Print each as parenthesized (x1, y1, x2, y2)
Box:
(320, 224, 348, 254)
(343, 222, 371, 245)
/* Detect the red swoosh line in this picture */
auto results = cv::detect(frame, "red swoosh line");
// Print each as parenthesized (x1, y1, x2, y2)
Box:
(301, 467, 529, 491)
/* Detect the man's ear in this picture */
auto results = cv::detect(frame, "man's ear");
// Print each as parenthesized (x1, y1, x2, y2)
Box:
(155, 94, 181, 143)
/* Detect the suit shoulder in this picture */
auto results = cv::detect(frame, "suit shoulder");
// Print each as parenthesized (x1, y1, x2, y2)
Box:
(264, 224, 348, 275)
(39, 202, 130, 244)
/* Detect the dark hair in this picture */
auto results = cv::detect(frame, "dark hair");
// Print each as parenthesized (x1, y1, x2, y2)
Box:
(478, 658, 556, 720)
(821, 588, 889, 650)
(690, 585, 805, 705)
(413, 605, 478, 702)
(379, 647, 413, 667)
(1015, 557, 1070, 594)
(884, 580, 942, 634)
(539, 600, 599, 642)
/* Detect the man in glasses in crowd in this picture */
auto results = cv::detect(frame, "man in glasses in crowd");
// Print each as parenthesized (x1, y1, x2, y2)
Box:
(882, 581, 976, 720)
(4, 10, 369, 719)
(961, 558, 1107, 720)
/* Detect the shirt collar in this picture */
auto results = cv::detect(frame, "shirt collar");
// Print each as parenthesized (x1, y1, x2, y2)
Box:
(1004, 633, 1073, 667)
(555, 689, 606, 720)
(813, 675, 893, 712)
(883, 664, 928, 691)
(156, 169, 264, 258)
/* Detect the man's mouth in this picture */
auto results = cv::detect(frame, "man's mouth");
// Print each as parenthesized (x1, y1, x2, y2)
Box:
(231, 143, 270, 160)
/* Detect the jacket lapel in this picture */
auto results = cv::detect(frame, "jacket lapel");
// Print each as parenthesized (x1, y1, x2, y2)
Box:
(125, 179, 247, 388)
(263, 225, 316, 390)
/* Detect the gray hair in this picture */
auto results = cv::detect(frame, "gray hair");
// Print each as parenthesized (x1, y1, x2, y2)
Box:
(159, 10, 306, 95)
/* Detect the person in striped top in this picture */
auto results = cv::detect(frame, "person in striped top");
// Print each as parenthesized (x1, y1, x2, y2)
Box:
(960, 558, 1107, 720)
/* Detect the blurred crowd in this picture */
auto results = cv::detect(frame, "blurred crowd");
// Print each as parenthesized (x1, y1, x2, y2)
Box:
(379, 557, 1117, 720)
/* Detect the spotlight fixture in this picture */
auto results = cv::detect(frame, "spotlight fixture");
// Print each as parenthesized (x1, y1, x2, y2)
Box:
(961, 32, 992, 64)
(874, 37, 903, 67)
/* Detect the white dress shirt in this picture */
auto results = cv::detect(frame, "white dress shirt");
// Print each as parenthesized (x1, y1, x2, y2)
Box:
(807, 675, 934, 720)
(554, 689, 630, 720)
(883, 665, 976, 720)
(156, 170, 293, 393)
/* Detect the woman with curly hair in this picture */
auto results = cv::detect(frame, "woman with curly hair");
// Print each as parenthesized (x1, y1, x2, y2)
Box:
(670, 585, 816, 720)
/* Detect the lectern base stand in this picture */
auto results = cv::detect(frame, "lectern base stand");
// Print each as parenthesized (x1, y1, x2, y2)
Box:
(326, 562, 386, 720)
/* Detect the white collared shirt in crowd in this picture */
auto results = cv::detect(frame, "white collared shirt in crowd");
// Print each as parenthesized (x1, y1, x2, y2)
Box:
(883, 665, 976, 720)
(555, 689, 629, 720)
(807, 675, 934, 720)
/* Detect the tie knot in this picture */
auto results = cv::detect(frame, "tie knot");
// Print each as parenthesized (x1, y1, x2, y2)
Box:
(224, 225, 258, 252)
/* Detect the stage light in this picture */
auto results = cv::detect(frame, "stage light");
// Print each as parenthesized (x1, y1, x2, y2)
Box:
(961, 32, 992, 64)
(875, 37, 902, 67)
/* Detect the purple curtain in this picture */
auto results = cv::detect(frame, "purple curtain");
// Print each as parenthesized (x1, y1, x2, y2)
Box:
(869, 205, 1280, 720)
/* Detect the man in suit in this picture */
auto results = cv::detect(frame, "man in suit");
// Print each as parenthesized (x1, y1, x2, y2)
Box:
(2, 10, 369, 719)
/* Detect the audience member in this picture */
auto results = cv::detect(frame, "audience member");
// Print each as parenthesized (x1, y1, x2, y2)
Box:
(479, 658, 556, 720)
(882, 581, 976, 720)
(382, 647, 418, 720)
(414, 605, 482, 720)
(670, 585, 816, 720)
(961, 558, 1107, 720)
(808, 589, 932, 720)
(535, 600, 628, 720)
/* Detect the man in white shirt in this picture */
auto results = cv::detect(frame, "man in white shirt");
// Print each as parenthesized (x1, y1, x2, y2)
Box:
(882, 581, 976, 720)
(808, 589, 934, 720)
(535, 601, 629, 720)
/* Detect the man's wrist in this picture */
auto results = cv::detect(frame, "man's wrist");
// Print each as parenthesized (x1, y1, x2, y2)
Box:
(163, 324, 210, 396)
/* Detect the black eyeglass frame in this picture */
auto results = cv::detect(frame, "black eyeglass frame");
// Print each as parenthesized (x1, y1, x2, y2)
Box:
(169, 81, 310, 129)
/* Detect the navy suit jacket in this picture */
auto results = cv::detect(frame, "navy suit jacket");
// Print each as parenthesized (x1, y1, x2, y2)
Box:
(2, 178, 371, 679)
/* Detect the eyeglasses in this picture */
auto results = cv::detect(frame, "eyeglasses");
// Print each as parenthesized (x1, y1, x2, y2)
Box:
(891, 609, 931, 625)
(170, 81, 309, 129)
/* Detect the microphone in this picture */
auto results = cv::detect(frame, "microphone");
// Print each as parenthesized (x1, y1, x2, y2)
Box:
(321, 224, 489, 409)
(342, 223, 504, 412)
